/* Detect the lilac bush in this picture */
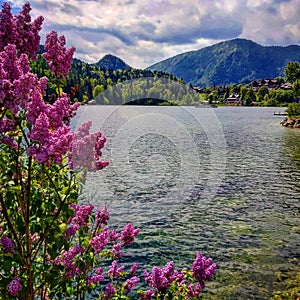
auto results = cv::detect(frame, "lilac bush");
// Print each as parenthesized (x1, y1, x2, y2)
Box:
(0, 2, 216, 299)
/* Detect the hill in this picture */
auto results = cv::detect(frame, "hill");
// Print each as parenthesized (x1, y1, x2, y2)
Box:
(30, 54, 186, 105)
(147, 38, 300, 87)
(94, 54, 131, 70)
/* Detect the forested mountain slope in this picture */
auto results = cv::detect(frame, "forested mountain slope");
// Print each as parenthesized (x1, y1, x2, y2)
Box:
(148, 39, 300, 87)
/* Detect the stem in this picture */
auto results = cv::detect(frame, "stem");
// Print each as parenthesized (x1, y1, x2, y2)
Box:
(26, 156, 34, 300)
(40, 242, 47, 300)
(31, 169, 76, 262)
(0, 194, 26, 265)
(16, 139, 26, 222)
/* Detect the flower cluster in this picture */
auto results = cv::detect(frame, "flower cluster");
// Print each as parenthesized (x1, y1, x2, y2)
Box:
(69, 120, 109, 172)
(26, 91, 80, 164)
(0, 4, 83, 165)
(43, 30, 75, 78)
(0, 43, 41, 115)
(142, 253, 216, 299)
(0, 235, 14, 253)
(53, 245, 84, 279)
(52, 203, 144, 298)
(0, 2, 43, 59)
(143, 261, 179, 296)
(192, 252, 216, 288)
(6, 277, 22, 297)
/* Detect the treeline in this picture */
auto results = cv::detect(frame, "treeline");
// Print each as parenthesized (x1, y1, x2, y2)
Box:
(200, 61, 300, 107)
(200, 81, 294, 106)
(30, 55, 203, 105)
(30, 53, 300, 107)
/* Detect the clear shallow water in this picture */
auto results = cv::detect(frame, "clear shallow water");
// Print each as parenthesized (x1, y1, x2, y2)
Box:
(72, 106, 300, 299)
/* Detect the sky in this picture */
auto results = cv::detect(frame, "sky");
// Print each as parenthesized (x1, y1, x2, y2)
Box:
(3, 0, 300, 68)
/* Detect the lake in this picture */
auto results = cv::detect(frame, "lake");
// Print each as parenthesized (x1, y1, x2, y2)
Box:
(71, 106, 300, 299)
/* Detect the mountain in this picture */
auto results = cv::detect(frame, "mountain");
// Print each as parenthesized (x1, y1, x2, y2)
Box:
(147, 38, 300, 87)
(95, 54, 131, 70)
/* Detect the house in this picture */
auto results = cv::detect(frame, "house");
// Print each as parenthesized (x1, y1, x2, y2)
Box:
(224, 94, 242, 106)
(280, 82, 292, 90)
(249, 78, 290, 91)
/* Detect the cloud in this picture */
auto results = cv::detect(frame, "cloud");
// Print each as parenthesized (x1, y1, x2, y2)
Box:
(4, 0, 300, 68)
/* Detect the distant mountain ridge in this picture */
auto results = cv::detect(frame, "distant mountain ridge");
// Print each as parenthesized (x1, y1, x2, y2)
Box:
(95, 54, 131, 70)
(147, 38, 300, 87)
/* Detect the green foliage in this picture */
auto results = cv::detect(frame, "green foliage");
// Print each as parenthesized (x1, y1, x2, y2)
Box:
(31, 55, 187, 105)
(257, 86, 269, 102)
(285, 61, 300, 83)
(243, 88, 256, 106)
(292, 79, 300, 97)
(286, 103, 300, 117)
(0, 140, 79, 299)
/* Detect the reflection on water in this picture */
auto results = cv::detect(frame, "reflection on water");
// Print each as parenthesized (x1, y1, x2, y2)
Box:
(72, 106, 300, 299)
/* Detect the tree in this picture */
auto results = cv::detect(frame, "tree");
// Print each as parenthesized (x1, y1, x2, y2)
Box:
(257, 86, 269, 102)
(244, 88, 256, 106)
(292, 79, 300, 97)
(285, 61, 300, 83)
(92, 84, 105, 98)
(286, 103, 300, 117)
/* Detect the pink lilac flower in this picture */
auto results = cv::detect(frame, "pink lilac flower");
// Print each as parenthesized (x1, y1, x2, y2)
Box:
(69, 121, 109, 172)
(53, 245, 84, 279)
(162, 261, 175, 281)
(140, 289, 157, 299)
(69, 203, 94, 226)
(107, 260, 125, 280)
(111, 242, 124, 258)
(0, 2, 43, 58)
(47, 93, 80, 129)
(143, 266, 169, 292)
(1, 136, 17, 149)
(65, 266, 83, 280)
(186, 282, 202, 298)
(191, 252, 216, 289)
(130, 262, 139, 275)
(121, 223, 140, 246)
(96, 205, 109, 226)
(25, 79, 48, 124)
(86, 272, 104, 285)
(6, 277, 22, 296)
(143, 261, 184, 294)
(30, 232, 39, 243)
(124, 276, 140, 293)
(13, 2, 43, 59)
(42, 30, 75, 78)
(65, 224, 79, 239)
(1, 235, 14, 253)
(0, 2, 16, 51)
(104, 283, 116, 300)
(0, 44, 41, 115)
(109, 229, 120, 242)
(89, 227, 110, 254)
(27, 94, 78, 165)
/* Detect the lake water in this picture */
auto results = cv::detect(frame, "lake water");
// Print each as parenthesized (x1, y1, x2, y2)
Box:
(71, 106, 300, 299)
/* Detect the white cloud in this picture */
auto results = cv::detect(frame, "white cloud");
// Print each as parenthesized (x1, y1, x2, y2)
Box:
(4, 0, 300, 68)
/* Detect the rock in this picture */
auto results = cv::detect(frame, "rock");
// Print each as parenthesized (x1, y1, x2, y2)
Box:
(280, 117, 300, 128)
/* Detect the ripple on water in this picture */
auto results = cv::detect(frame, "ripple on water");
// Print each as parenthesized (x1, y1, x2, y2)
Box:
(77, 106, 300, 299)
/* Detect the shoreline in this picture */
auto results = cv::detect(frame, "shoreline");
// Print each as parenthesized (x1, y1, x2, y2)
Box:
(280, 117, 300, 128)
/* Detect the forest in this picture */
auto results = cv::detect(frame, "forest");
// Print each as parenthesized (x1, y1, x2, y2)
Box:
(30, 53, 300, 107)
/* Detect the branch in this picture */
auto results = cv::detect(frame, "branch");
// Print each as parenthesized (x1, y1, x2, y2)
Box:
(0, 193, 26, 265)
